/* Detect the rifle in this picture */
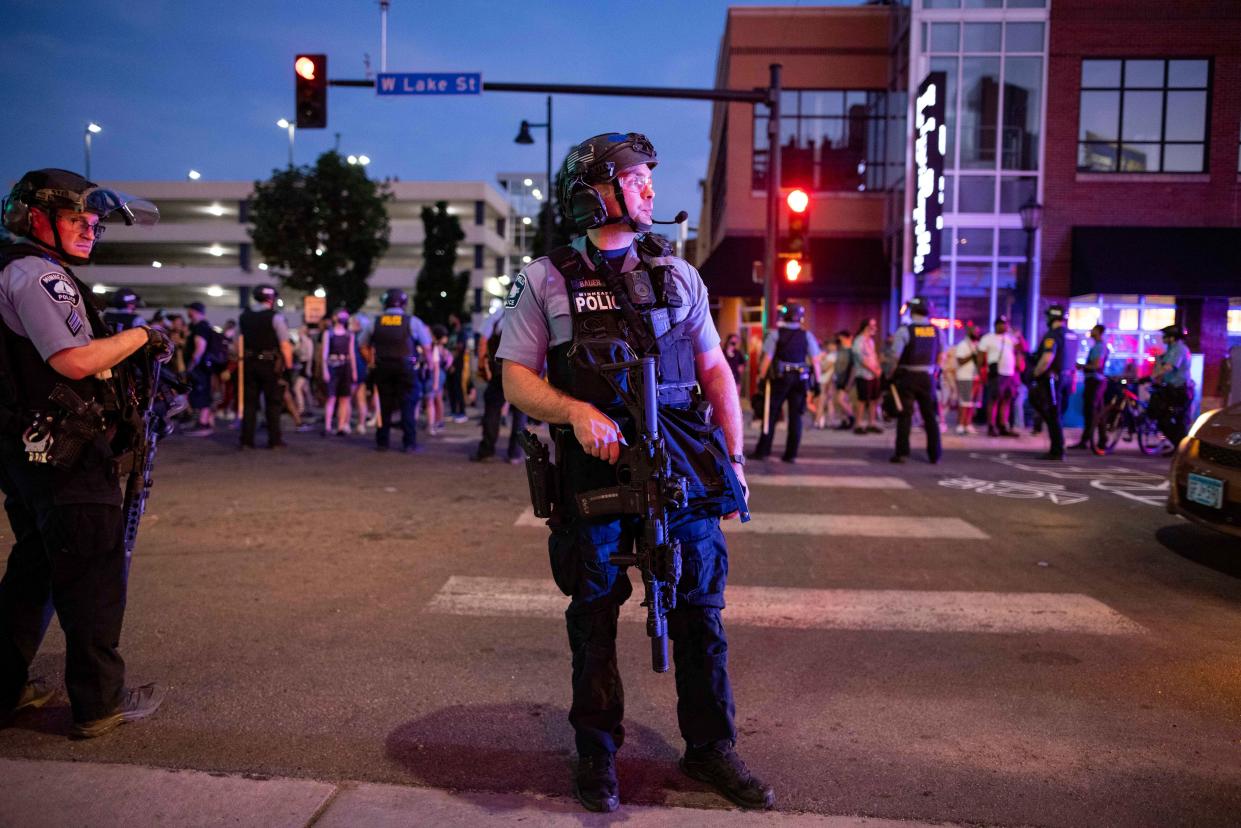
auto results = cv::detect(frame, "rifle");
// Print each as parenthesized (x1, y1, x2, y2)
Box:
(574, 348, 688, 674)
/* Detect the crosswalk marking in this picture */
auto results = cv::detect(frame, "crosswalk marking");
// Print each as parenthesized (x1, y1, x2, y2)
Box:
(514, 508, 987, 539)
(426, 576, 1145, 636)
(756, 457, 869, 468)
(748, 475, 910, 489)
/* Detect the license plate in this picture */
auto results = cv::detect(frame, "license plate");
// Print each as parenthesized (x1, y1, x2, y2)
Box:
(1186, 473, 1225, 510)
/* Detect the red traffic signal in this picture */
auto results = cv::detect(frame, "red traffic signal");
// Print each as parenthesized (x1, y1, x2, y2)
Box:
(779, 187, 812, 280)
(784, 259, 803, 282)
(295, 54, 327, 129)
(786, 188, 810, 214)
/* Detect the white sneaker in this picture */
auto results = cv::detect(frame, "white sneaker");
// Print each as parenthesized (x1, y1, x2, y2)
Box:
(355, 424, 368, 435)
(964, 425, 978, 435)
(955, 425, 966, 435)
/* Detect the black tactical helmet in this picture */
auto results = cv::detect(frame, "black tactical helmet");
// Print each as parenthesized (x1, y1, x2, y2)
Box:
(1045, 304, 1067, 321)
(112, 287, 140, 308)
(780, 303, 805, 323)
(1160, 324, 1187, 340)
(558, 132, 658, 233)
(905, 295, 933, 316)
(2, 168, 158, 265)
(253, 285, 279, 304)
(380, 288, 408, 309)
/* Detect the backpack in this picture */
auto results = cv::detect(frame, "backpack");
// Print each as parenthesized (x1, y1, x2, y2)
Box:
(204, 327, 229, 373)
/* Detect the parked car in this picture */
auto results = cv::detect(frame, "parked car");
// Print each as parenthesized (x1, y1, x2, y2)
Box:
(1167, 403, 1241, 539)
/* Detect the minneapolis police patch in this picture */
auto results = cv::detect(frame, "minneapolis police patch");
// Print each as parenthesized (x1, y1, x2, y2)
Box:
(504, 273, 527, 308)
(39, 272, 80, 306)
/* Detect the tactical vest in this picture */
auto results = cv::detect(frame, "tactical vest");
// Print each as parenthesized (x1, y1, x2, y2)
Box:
(239, 308, 279, 355)
(545, 236, 696, 415)
(1047, 327, 1068, 374)
(103, 309, 141, 333)
(371, 312, 413, 362)
(0, 244, 115, 433)
(775, 327, 809, 366)
(898, 322, 940, 368)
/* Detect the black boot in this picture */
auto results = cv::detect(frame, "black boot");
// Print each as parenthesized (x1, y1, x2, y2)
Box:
(574, 754, 619, 813)
(680, 743, 775, 810)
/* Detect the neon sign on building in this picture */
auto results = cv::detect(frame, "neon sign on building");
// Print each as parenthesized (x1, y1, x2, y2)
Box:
(912, 71, 947, 277)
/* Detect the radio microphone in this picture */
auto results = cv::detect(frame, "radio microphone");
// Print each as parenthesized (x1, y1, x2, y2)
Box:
(650, 210, 688, 225)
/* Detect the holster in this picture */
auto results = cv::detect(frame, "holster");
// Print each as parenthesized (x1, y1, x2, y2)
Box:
(44, 384, 107, 469)
(518, 428, 558, 521)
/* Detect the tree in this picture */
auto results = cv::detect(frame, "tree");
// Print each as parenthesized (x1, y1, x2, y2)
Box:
(530, 166, 575, 261)
(413, 200, 468, 324)
(249, 151, 391, 313)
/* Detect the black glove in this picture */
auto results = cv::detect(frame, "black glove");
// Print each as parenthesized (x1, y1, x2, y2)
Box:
(145, 327, 175, 364)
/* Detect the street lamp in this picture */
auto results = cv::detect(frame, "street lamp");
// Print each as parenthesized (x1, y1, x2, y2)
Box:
(514, 96, 553, 256)
(276, 118, 295, 167)
(1018, 198, 1043, 339)
(346, 154, 371, 166)
(84, 122, 102, 179)
(187, 169, 202, 181)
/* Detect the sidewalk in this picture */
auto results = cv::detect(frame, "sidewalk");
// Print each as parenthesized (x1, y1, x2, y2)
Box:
(0, 758, 954, 827)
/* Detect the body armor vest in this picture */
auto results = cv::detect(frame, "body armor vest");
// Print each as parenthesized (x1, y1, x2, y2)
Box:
(239, 308, 278, 354)
(0, 245, 113, 429)
(898, 322, 940, 368)
(775, 327, 809, 365)
(371, 312, 412, 362)
(1049, 327, 1069, 374)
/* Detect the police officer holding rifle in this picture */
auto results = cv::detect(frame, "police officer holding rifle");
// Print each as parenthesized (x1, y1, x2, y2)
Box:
(0, 169, 173, 738)
(500, 133, 772, 813)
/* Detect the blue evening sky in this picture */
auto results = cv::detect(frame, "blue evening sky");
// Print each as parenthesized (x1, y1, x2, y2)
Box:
(0, 0, 857, 226)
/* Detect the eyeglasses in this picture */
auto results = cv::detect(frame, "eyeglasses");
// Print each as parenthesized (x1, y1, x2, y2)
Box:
(617, 174, 654, 194)
(63, 215, 105, 238)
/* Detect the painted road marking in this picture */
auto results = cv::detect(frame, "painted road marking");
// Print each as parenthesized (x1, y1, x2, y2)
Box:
(751, 458, 869, 468)
(972, 453, 1168, 506)
(748, 475, 910, 489)
(426, 576, 1145, 636)
(514, 508, 987, 539)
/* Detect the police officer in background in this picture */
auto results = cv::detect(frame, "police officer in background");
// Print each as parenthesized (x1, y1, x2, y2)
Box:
(1029, 304, 1073, 461)
(470, 306, 527, 463)
(750, 302, 820, 463)
(102, 287, 146, 333)
(238, 285, 293, 449)
(885, 296, 943, 464)
(1149, 324, 1193, 449)
(361, 288, 431, 453)
(1073, 323, 1109, 453)
(0, 169, 173, 738)
(499, 132, 771, 813)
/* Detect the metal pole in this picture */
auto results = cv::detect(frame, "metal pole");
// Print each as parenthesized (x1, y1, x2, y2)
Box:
(379, 0, 389, 72)
(1023, 228, 1034, 341)
(762, 64, 782, 333)
(544, 95, 553, 257)
(287, 123, 295, 167)
(84, 131, 92, 180)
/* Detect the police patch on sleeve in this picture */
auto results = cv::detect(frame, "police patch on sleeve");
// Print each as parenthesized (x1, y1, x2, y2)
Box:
(504, 273, 527, 308)
(65, 309, 84, 336)
(39, 272, 80, 307)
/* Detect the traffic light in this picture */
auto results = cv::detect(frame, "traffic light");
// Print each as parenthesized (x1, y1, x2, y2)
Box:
(295, 54, 327, 129)
(778, 187, 812, 282)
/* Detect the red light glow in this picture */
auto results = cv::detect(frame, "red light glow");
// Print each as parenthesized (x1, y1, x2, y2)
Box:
(786, 189, 810, 214)
(784, 259, 802, 281)
(296, 56, 318, 81)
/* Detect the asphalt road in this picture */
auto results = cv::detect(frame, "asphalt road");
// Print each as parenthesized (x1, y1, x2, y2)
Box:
(1, 416, 1238, 827)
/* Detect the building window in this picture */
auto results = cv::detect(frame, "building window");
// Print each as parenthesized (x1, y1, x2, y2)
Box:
(1078, 58, 1211, 173)
(752, 90, 890, 192)
(474, 200, 485, 226)
(473, 244, 484, 269)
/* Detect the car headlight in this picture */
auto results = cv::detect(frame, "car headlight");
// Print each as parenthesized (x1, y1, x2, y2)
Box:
(1186, 409, 1218, 440)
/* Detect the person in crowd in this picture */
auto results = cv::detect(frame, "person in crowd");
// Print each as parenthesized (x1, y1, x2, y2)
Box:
(239, 285, 294, 449)
(183, 302, 217, 436)
(723, 333, 748, 405)
(751, 303, 820, 463)
(292, 323, 316, 419)
(1073, 323, 1110, 452)
(1028, 305, 1073, 461)
(831, 330, 856, 430)
(321, 309, 357, 437)
(886, 296, 944, 464)
(361, 289, 431, 453)
(851, 317, 882, 434)
(445, 313, 469, 423)
(979, 316, 1020, 437)
(812, 336, 838, 429)
(349, 314, 373, 434)
(1148, 324, 1194, 450)
(424, 324, 452, 435)
(102, 287, 146, 333)
(953, 325, 982, 435)
(470, 307, 527, 463)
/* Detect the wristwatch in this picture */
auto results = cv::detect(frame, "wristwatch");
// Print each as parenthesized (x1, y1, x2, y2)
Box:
(729, 452, 746, 466)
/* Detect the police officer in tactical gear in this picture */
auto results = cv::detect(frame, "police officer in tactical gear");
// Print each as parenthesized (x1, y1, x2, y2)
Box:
(1029, 304, 1073, 461)
(102, 288, 146, 333)
(470, 306, 527, 463)
(1149, 324, 1193, 449)
(361, 288, 432, 453)
(751, 302, 821, 463)
(0, 168, 172, 738)
(885, 296, 944, 464)
(499, 132, 772, 813)
(238, 285, 293, 449)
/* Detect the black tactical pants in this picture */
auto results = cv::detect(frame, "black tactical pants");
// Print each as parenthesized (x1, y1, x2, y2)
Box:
(1149, 385, 1191, 446)
(893, 370, 941, 462)
(372, 360, 420, 450)
(241, 357, 283, 447)
(477, 367, 526, 460)
(0, 462, 126, 723)
(753, 374, 807, 461)
(549, 512, 736, 758)
(1030, 375, 1065, 457)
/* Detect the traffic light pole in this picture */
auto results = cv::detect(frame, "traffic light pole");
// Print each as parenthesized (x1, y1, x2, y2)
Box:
(328, 70, 785, 329)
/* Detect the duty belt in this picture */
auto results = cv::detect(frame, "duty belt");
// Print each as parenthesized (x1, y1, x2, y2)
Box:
(776, 360, 809, 377)
(245, 349, 279, 361)
(327, 354, 350, 366)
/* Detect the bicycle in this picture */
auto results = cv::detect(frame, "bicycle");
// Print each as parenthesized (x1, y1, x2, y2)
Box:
(1093, 377, 1171, 456)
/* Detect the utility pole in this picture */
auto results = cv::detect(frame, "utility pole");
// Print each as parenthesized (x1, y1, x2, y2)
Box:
(762, 64, 782, 332)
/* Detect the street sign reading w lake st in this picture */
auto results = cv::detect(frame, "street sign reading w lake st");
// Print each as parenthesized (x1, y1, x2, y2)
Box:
(376, 73, 481, 95)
